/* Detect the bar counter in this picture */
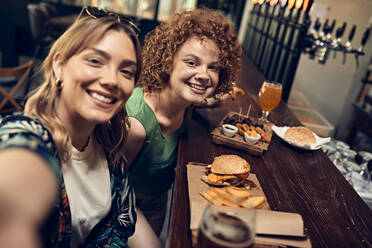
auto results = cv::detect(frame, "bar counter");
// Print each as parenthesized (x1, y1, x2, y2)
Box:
(166, 55, 372, 248)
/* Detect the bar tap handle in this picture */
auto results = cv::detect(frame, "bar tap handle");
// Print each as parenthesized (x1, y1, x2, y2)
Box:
(340, 22, 347, 37)
(305, 18, 321, 60)
(355, 27, 370, 67)
(318, 25, 330, 64)
(318, 19, 332, 64)
(343, 25, 356, 64)
(332, 22, 346, 58)
(311, 17, 321, 39)
(319, 18, 329, 40)
(358, 27, 370, 53)
(326, 19, 336, 42)
(314, 18, 321, 33)
(345, 25, 356, 51)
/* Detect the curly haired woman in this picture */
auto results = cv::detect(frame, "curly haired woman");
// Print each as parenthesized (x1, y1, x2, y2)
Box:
(125, 8, 242, 246)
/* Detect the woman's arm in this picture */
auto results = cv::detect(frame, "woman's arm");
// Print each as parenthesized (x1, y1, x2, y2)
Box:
(128, 209, 162, 248)
(124, 117, 146, 166)
(0, 148, 58, 248)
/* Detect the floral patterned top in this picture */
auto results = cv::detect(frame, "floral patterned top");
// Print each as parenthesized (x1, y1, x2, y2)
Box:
(0, 115, 136, 247)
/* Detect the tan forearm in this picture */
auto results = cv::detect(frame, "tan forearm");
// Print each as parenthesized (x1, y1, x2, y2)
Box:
(0, 148, 58, 227)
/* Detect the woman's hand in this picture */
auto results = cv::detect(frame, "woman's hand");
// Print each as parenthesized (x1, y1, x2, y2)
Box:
(197, 83, 245, 108)
(0, 210, 41, 248)
(0, 148, 58, 248)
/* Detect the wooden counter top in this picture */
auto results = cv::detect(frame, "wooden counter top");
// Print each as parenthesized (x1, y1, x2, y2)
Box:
(166, 55, 372, 248)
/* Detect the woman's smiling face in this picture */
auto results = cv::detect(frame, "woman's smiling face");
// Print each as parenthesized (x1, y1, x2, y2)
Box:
(168, 36, 220, 105)
(54, 29, 137, 125)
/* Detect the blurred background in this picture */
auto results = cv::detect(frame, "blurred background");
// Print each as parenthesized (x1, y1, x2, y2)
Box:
(0, 0, 371, 151)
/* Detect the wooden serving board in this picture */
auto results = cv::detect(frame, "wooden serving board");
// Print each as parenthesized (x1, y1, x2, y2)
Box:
(211, 111, 273, 156)
(187, 163, 270, 247)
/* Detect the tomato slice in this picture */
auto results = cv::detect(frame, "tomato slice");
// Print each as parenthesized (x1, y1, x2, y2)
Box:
(236, 173, 249, 179)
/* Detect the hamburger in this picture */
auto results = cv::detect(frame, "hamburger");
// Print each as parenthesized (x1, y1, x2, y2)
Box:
(284, 126, 316, 145)
(201, 155, 254, 187)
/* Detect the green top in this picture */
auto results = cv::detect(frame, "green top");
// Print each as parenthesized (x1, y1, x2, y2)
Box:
(126, 87, 193, 195)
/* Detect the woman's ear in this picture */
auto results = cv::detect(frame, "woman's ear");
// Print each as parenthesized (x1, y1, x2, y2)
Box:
(52, 53, 64, 80)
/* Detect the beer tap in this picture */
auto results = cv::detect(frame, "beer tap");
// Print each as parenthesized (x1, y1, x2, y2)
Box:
(319, 18, 329, 41)
(311, 17, 321, 39)
(332, 22, 346, 58)
(301, 16, 368, 66)
(318, 20, 335, 64)
(355, 27, 370, 67)
(315, 19, 329, 63)
(343, 25, 356, 64)
(326, 19, 336, 42)
(306, 17, 321, 59)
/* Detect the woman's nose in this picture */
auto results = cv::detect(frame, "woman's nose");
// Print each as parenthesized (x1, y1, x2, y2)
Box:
(195, 67, 209, 83)
(99, 67, 118, 88)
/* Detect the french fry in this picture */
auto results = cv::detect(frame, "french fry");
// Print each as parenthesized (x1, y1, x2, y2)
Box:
(225, 187, 251, 198)
(244, 196, 266, 209)
(199, 191, 223, 206)
(212, 188, 241, 208)
(200, 187, 266, 209)
(255, 127, 270, 142)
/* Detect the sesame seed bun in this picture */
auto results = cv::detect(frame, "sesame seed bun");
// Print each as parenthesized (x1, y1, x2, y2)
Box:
(284, 126, 316, 145)
(211, 155, 250, 175)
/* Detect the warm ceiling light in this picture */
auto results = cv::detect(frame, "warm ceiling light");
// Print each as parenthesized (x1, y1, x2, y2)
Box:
(288, 0, 295, 9)
(258, 0, 265, 4)
(295, 0, 303, 9)
(302, 0, 309, 10)
(303, 0, 314, 12)
(270, 0, 279, 6)
(280, 0, 287, 7)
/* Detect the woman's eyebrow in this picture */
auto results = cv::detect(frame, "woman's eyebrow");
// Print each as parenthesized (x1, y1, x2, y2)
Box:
(87, 48, 110, 59)
(184, 54, 219, 65)
(86, 48, 137, 66)
(183, 54, 200, 60)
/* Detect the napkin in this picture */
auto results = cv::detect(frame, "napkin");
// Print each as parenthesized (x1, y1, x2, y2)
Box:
(272, 125, 331, 150)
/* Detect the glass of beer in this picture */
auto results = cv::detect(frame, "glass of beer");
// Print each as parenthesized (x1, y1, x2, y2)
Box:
(258, 80, 282, 122)
(197, 204, 255, 248)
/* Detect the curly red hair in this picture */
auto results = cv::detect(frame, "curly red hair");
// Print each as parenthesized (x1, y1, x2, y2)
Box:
(139, 8, 242, 95)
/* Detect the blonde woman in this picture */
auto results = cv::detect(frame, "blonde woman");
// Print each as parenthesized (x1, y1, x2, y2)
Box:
(0, 7, 143, 247)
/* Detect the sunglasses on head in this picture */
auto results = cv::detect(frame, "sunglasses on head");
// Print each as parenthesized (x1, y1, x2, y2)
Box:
(77, 6, 141, 35)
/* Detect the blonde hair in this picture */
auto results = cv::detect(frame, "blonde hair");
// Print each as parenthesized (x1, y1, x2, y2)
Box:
(25, 16, 142, 165)
(140, 8, 241, 95)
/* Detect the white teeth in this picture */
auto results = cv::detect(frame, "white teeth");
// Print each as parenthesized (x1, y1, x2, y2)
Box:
(91, 92, 113, 104)
(188, 83, 206, 90)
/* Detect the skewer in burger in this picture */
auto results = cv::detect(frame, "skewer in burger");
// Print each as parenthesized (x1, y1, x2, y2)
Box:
(201, 155, 254, 187)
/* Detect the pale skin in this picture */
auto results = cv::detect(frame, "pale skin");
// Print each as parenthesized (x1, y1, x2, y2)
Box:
(127, 36, 221, 248)
(0, 149, 58, 248)
(0, 29, 138, 247)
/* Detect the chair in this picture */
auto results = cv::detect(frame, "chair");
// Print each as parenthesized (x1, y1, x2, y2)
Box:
(38, 2, 70, 39)
(39, 2, 58, 19)
(27, 4, 55, 59)
(0, 60, 34, 114)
